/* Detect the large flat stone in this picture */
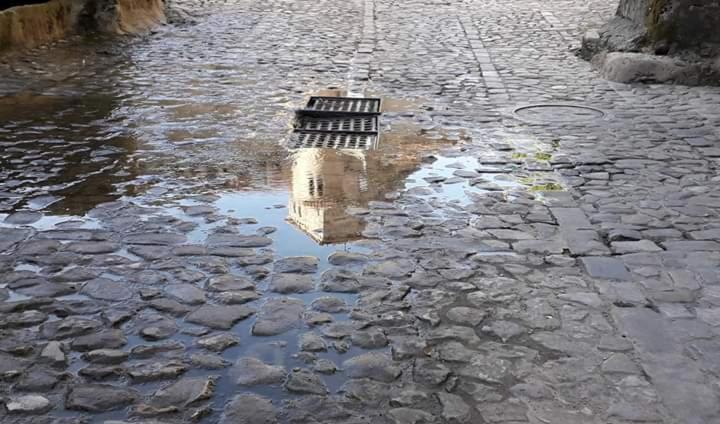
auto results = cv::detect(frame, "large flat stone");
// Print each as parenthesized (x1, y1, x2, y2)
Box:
(81, 278, 133, 301)
(579, 256, 631, 280)
(220, 393, 277, 424)
(66, 384, 138, 412)
(252, 297, 305, 336)
(186, 304, 255, 329)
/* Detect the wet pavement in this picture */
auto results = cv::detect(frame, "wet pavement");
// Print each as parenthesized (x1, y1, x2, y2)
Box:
(2, 0, 720, 423)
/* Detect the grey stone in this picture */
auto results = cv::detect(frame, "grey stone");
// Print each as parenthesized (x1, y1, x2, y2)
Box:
(71, 330, 127, 351)
(351, 328, 388, 349)
(446, 307, 486, 326)
(413, 358, 450, 385)
(197, 333, 240, 352)
(186, 304, 255, 329)
(140, 321, 178, 341)
(220, 393, 277, 424)
(4, 211, 42, 225)
(252, 297, 305, 336)
(191, 353, 230, 369)
(66, 384, 138, 412)
(207, 275, 255, 291)
(206, 234, 273, 247)
(40, 341, 66, 366)
(216, 290, 261, 304)
(78, 365, 126, 380)
(580, 256, 631, 280)
(5, 395, 51, 414)
(558, 292, 603, 308)
(274, 256, 319, 274)
(128, 361, 188, 383)
(311, 296, 348, 313)
(314, 359, 338, 374)
(436, 392, 471, 423)
(284, 369, 328, 395)
(15, 367, 61, 391)
(481, 320, 525, 342)
(299, 332, 327, 352)
(124, 232, 186, 245)
(551, 207, 592, 229)
(148, 298, 194, 316)
(234, 357, 286, 385)
(662, 241, 720, 251)
(268, 273, 314, 294)
(598, 335, 633, 352)
(148, 376, 216, 408)
(81, 278, 133, 301)
(343, 352, 402, 382)
(83, 349, 129, 364)
(66, 241, 120, 254)
(611, 240, 662, 254)
(130, 341, 185, 358)
(164, 284, 206, 305)
(599, 52, 700, 84)
(328, 251, 369, 266)
(601, 353, 640, 374)
(388, 407, 436, 424)
(321, 322, 355, 339)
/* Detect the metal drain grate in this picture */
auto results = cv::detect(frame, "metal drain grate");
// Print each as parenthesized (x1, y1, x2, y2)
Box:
(302, 96, 381, 115)
(290, 96, 381, 150)
(289, 132, 377, 150)
(295, 115, 378, 133)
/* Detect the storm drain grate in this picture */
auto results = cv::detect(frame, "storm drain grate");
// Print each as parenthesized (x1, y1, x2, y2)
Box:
(289, 132, 377, 150)
(295, 115, 378, 133)
(290, 96, 382, 150)
(302, 96, 381, 115)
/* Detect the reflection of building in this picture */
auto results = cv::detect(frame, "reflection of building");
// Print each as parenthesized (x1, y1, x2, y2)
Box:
(288, 149, 369, 244)
(287, 125, 452, 244)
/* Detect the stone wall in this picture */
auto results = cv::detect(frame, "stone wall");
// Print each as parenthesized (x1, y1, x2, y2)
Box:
(594, 0, 720, 56)
(0, 0, 83, 51)
(582, 0, 720, 85)
(0, 0, 166, 51)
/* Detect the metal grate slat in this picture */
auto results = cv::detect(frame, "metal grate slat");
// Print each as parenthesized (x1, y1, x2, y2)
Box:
(289, 131, 377, 150)
(295, 115, 378, 133)
(303, 96, 381, 115)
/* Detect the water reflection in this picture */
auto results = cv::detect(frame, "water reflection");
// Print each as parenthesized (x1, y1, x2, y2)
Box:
(0, 93, 139, 215)
(287, 124, 455, 244)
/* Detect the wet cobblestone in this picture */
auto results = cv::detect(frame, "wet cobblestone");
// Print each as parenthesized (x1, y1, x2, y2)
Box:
(2, 0, 720, 423)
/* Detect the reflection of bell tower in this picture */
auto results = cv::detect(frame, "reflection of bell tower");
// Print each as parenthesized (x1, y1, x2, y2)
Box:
(286, 124, 449, 245)
(288, 149, 368, 244)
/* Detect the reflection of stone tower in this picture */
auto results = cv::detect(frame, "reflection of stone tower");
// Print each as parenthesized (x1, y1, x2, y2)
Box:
(286, 121, 454, 245)
(288, 149, 369, 244)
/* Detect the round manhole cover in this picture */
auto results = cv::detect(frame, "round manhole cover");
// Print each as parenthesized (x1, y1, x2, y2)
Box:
(513, 104, 606, 124)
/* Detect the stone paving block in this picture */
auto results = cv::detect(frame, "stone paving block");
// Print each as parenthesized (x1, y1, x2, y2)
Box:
(550, 207, 592, 229)
(579, 257, 631, 280)
(661, 241, 720, 251)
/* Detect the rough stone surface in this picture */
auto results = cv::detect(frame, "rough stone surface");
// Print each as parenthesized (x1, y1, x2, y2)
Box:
(220, 393, 278, 424)
(252, 298, 305, 336)
(66, 384, 138, 412)
(234, 357, 286, 386)
(186, 304, 255, 329)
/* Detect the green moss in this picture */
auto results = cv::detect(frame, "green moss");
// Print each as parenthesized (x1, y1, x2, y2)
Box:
(529, 183, 564, 192)
(646, 0, 675, 43)
(518, 176, 535, 185)
(534, 152, 552, 162)
(550, 139, 560, 148)
(511, 152, 527, 160)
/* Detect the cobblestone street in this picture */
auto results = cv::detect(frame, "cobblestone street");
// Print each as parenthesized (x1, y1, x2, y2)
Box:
(2, 0, 720, 423)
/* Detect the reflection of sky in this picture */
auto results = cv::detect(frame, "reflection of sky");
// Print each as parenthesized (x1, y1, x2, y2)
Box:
(214, 191, 367, 272)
